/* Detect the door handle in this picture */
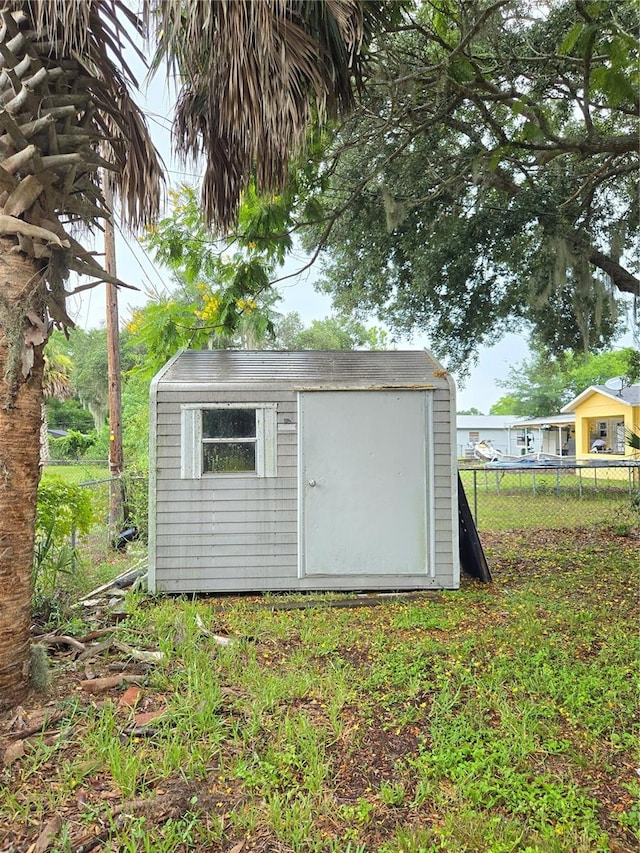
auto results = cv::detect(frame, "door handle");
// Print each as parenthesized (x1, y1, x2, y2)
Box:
(308, 479, 316, 487)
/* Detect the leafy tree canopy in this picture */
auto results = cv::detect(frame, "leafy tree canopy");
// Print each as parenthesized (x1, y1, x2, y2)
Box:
(274, 311, 387, 350)
(490, 346, 640, 416)
(45, 398, 94, 433)
(47, 329, 109, 430)
(457, 407, 485, 416)
(137, 185, 286, 365)
(488, 396, 520, 416)
(294, 0, 639, 367)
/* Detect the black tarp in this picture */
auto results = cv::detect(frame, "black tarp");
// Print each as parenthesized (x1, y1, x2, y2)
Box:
(458, 475, 492, 582)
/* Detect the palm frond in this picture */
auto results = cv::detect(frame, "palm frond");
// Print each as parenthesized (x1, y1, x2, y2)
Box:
(152, 0, 370, 230)
(625, 427, 640, 451)
(42, 343, 72, 400)
(23, 0, 162, 229)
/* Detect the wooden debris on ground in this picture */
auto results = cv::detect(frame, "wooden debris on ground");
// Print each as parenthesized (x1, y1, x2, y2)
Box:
(30, 814, 63, 853)
(28, 558, 166, 699)
(1, 709, 66, 768)
(75, 561, 148, 607)
(79, 674, 142, 694)
(195, 612, 234, 646)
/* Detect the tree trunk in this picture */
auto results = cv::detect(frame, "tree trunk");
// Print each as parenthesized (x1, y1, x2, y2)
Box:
(40, 405, 50, 465)
(0, 244, 46, 709)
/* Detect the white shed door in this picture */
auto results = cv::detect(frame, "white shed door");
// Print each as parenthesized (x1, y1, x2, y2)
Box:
(299, 390, 431, 577)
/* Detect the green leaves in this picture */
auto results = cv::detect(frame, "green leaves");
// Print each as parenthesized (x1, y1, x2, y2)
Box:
(491, 346, 640, 416)
(298, 0, 638, 363)
(559, 2, 639, 107)
(137, 186, 285, 363)
(36, 478, 94, 541)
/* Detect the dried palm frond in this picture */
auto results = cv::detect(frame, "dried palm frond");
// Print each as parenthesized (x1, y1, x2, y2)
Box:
(26, 0, 162, 230)
(0, 0, 162, 339)
(151, 0, 368, 231)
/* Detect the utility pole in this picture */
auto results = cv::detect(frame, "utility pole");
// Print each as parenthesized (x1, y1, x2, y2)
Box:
(103, 178, 125, 539)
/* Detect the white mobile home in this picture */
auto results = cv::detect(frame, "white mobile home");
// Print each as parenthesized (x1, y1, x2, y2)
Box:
(456, 415, 520, 458)
(149, 350, 460, 593)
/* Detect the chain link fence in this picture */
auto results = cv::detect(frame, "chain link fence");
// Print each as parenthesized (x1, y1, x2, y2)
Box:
(79, 472, 148, 543)
(46, 459, 639, 551)
(41, 463, 149, 556)
(459, 460, 640, 532)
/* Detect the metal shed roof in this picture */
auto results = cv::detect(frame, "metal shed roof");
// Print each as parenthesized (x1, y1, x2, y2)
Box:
(155, 349, 451, 389)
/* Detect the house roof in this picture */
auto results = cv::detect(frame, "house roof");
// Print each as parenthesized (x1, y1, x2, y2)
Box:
(561, 384, 640, 413)
(456, 415, 520, 430)
(510, 414, 575, 429)
(154, 349, 452, 391)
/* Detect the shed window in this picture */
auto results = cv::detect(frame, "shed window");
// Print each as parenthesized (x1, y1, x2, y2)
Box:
(181, 404, 277, 478)
(202, 409, 256, 473)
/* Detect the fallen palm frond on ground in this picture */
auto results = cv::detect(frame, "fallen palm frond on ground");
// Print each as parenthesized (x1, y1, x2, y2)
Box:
(1, 528, 638, 853)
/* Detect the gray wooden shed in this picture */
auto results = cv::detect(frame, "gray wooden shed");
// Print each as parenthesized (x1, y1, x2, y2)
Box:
(149, 350, 460, 593)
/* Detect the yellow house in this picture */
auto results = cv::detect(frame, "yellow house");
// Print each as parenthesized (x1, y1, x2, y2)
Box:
(561, 383, 640, 460)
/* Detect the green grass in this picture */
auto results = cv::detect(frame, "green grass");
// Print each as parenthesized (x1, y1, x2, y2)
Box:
(40, 462, 110, 485)
(2, 527, 638, 853)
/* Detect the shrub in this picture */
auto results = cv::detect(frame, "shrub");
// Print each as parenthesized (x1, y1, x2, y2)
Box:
(49, 429, 97, 461)
(123, 468, 149, 543)
(46, 397, 95, 432)
(34, 478, 95, 620)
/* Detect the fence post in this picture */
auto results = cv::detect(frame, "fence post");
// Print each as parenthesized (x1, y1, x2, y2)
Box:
(473, 469, 478, 525)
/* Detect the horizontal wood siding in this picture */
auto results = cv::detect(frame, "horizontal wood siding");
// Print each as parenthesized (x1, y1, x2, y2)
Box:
(156, 532, 297, 548)
(154, 390, 299, 591)
(430, 389, 457, 585)
(158, 573, 450, 593)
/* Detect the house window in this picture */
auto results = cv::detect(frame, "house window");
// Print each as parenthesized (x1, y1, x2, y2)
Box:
(181, 404, 277, 478)
(587, 417, 625, 453)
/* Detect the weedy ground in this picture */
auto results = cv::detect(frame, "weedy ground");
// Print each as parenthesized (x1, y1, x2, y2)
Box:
(1, 527, 638, 853)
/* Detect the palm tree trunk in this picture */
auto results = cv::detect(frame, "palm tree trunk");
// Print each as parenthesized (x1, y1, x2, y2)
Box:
(0, 243, 45, 708)
(40, 405, 50, 465)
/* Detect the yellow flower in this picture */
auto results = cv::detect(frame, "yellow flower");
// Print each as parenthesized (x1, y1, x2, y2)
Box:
(127, 309, 143, 334)
(237, 298, 257, 314)
(196, 295, 220, 323)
